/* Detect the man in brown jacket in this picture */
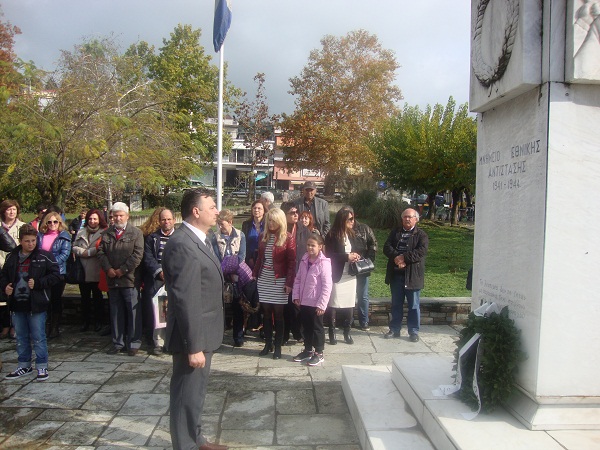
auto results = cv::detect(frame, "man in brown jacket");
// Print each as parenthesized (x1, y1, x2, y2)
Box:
(97, 202, 144, 355)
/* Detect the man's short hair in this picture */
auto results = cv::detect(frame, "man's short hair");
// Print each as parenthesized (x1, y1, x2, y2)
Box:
(111, 202, 129, 214)
(181, 188, 214, 220)
(260, 191, 274, 203)
(19, 223, 38, 240)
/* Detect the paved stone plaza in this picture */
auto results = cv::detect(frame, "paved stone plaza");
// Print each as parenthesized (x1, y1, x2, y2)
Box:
(0, 323, 459, 449)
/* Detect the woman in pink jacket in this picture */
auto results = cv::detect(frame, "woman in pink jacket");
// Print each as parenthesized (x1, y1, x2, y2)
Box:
(292, 234, 332, 366)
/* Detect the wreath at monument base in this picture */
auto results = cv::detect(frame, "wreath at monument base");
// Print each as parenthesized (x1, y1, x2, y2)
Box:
(453, 305, 526, 413)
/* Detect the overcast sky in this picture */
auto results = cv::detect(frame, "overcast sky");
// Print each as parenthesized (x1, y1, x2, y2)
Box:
(2, 0, 472, 115)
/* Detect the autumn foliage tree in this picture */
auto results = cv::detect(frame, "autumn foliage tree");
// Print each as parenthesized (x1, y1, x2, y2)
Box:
(0, 7, 20, 91)
(370, 97, 476, 224)
(235, 73, 279, 202)
(281, 30, 402, 193)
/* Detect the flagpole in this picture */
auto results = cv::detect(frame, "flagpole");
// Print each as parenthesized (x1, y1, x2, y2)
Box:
(216, 44, 224, 211)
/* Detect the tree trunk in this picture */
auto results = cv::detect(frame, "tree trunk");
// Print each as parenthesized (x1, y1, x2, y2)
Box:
(450, 189, 461, 226)
(426, 192, 436, 220)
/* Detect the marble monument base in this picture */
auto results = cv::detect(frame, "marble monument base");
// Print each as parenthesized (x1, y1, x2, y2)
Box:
(504, 386, 600, 431)
(342, 355, 600, 449)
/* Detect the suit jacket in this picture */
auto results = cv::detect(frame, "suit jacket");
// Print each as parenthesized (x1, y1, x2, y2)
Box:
(293, 196, 330, 235)
(162, 224, 224, 355)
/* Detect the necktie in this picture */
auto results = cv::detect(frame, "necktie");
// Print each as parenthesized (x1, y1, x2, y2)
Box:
(205, 238, 215, 257)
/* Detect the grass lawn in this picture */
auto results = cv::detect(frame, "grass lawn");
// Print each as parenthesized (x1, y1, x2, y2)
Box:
(363, 221, 474, 298)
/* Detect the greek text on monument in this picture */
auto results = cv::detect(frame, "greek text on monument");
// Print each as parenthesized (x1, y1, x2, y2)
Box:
(511, 140, 540, 158)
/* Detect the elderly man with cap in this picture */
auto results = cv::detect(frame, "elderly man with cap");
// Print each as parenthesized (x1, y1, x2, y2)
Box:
(292, 181, 330, 236)
(97, 202, 144, 355)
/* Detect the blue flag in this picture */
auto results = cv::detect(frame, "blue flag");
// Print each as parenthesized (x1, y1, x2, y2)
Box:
(213, 0, 232, 52)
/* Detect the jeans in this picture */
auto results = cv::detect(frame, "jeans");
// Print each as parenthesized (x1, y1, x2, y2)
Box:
(356, 275, 370, 326)
(12, 311, 48, 369)
(389, 273, 421, 335)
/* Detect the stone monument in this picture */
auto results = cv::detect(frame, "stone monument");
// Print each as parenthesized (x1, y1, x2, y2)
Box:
(471, 0, 600, 430)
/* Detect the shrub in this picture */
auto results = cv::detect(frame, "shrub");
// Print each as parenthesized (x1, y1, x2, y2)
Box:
(348, 190, 377, 219)
(369, 197, 409, 229)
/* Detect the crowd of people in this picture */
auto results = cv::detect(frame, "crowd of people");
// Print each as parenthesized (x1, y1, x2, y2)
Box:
(0, 182, 428, 379)
(0, 186, 430, 450)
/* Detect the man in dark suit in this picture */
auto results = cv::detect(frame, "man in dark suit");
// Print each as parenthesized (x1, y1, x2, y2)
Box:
(162, 188, 226, 450)
(292, 181, 330, 235)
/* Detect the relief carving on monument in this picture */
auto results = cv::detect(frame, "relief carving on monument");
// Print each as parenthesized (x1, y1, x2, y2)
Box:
(471, 0, 520, 91)
(568, 0, 600, 82)
(469, 0, 541, 113)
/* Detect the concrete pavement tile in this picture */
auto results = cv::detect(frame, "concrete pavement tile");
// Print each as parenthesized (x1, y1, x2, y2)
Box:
(321, 341, 374, 354)
(228, 447, 313, 450)
(98, 371, 162, 393)
(146, 415, 171, 447)
(258, 365, 310, 377)
(145, 353, 172, 365)
(42, 370, 71, 382)
(152, 374, 170, 394)
(419, 333, 459, 354)
(419, 325, 460, 336)
(314, 383, 350, 414)
(0, 349, 18, 362)
(56, 361, 120, 372)
(119, 393, 169, 415)
(276, 389, 316, 415)
(0, 383, 21, 401)
(0, 407, 43, 436)
(48, 421, 106, 446)
(1, 383, 99, 409)
(316, 445, 361, 449)
(371, 334, 432, 353)
(277, 413, 359, 446)
(222, 391, 275, 430)
(46, 351, 91, 362)
(204, 391, 227, 415)
(81, 393, 129, 411)
(220, 429, 274, 446)
(209, 374, 312, 392)
(0, 419, 64, 448)
(115, 362, 170, 372)
(308, 365, 343, 383)
(85, 351, 140, 363)
(62, 371, 113, 384)
(98, 415, 160, 446)
(37, 408, 114, 422)
(319, 352, 373, 367)
(370, 352, 399, 366)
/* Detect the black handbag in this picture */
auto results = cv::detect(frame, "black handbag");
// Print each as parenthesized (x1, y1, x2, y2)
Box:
(349, 257, 375, 276)
(65, 253, 85, 284)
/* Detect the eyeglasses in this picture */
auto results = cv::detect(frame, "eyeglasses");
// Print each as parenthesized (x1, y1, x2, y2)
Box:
(47, 220, 59, 224)
(288, 210, 298, 215)
(402, 215, 416, 219)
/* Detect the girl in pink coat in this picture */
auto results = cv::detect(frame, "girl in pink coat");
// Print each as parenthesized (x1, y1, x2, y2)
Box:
(292, 234, 332, 366)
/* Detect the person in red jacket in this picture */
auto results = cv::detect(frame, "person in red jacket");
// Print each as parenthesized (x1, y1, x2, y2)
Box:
(253, 208, 296, 360)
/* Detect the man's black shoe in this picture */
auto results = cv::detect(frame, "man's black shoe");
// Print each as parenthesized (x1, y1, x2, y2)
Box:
(409, 334, 419, 342)
(384, 330, 400, 339)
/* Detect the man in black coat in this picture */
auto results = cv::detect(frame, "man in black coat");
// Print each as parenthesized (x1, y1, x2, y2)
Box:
(382, 208, 428, 342)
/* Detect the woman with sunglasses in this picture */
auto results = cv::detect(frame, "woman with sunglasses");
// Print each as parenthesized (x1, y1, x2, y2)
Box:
(324, 207, 361, 345)
(37, 212, 71, 338)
